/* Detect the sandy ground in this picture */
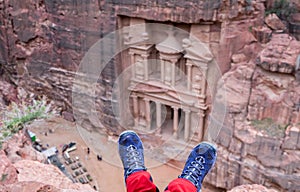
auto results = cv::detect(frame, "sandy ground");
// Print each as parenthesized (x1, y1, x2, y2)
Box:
(29, 117, 183, 192)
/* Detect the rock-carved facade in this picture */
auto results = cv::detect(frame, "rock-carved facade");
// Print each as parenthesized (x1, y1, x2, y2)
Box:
(121, 18, 216, 141)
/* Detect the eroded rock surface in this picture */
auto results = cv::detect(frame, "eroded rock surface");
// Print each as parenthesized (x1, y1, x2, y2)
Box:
(0, 0, 299, 191)
(0, 151, 18, 185)
(264, 13, 286, 31)
(291, 0, 300, 10)
(256, 34, 300, 74)
(0, 80, 18, 104)
(228, 184, 278, 192)
(208, 27, 300, 191)
(14, 160, 93, 191)
(2, 131, 45, 164)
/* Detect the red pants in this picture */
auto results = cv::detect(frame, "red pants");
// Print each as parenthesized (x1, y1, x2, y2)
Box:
(126, 171, 197, 192)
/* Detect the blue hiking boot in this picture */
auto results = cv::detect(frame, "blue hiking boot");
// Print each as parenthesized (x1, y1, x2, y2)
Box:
(179, 142, 217, 192)
(118, 130, 146, 179)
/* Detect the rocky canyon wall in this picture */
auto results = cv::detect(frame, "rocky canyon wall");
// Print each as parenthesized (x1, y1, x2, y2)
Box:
(208, 15, 300, 192)
(0, 0, 299, 191)
(0, 0, 267, 132)
(0, 0, 117, 130)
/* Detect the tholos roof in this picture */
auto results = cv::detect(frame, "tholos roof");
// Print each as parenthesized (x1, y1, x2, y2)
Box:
(156, 29, 183, 54)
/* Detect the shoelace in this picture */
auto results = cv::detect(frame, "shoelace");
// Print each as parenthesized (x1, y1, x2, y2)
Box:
(182, 156, 205, 186)
(126, 145, 144, 174)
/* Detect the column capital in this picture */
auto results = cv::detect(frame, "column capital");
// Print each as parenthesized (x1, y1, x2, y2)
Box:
(198, 111, 206, 117)
(143, 97, 150, 102)
(199, 65, 208, 70)
(128, 52, 135, 56)
(170, 59, 179, 64)
(141, 54, 149, 58)
(159, 56, 166, 61)
(131, 94, 138, 98)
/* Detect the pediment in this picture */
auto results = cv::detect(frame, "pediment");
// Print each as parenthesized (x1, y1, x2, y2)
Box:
(130, 83, 196, 106)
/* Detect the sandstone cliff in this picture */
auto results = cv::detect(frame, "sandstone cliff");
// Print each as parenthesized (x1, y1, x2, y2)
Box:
(208, 17, 300, 192)
(0, 0, 299, 191)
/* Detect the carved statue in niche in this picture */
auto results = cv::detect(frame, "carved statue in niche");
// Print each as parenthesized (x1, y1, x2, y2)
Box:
(192, 70, 203, 94)
(135, 55, 144, 79)
(150, 49, 159, 76)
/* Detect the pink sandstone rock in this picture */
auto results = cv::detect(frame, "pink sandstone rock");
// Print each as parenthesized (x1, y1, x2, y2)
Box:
(1, 181, 94, 192)
(0, 80, 18, 104)
(211, 30, 300, 191)
(291, 0, 300, 10)
(264, 13, 286, 31)
(257, 33, 300, 74)
(0, 132, 95, 192)
(61, 111, 75, 122)
(291, 13, 300, 23)
(14, 160, 94, 191)
(218, 22, 258, 72)
(0, 150, 18, 185)
(1, 181, 60, 192)
(228, 184, 278, 192)
(252, 26, 272, 44)
(0, 0, 299, 191)
(247, 67, 300, 125)
(2, 132, 45, 164)
(220, 60, 255, 114)
(232, 53, 247, 64)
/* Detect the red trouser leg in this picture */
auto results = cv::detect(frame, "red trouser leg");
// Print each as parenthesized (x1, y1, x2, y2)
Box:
(126, 171, 197, 192)
(164, 178, 197, 192)
(126, 171, 158, 192)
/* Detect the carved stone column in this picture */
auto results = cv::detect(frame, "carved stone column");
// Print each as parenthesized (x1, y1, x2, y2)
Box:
(186, 63, 192, 91)
(156, 101, 162, 133)
(130, 53, 135, 80)
(200, 65, 208, 96)
(184, 109, 191, 141)
(128, 44, 154, 81)
(171, 60, 176, 86)
(161, 59, 165, 82)
(132, 94, 139, 127)
(172, 107, 179, 138)
(198, 111, 205, 141)
(143, 54, 149, 81)
(144, 98, 151, 130)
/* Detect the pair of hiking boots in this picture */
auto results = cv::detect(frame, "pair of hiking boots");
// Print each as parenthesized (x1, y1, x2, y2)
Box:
(118, 130, 217, 191)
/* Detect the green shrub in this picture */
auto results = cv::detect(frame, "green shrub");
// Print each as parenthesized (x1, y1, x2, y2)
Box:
(0, 97, 55, 149)
(251, 118, 288, 138)
(265, 0, 297, 20)
(1, 174, 8, 182)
